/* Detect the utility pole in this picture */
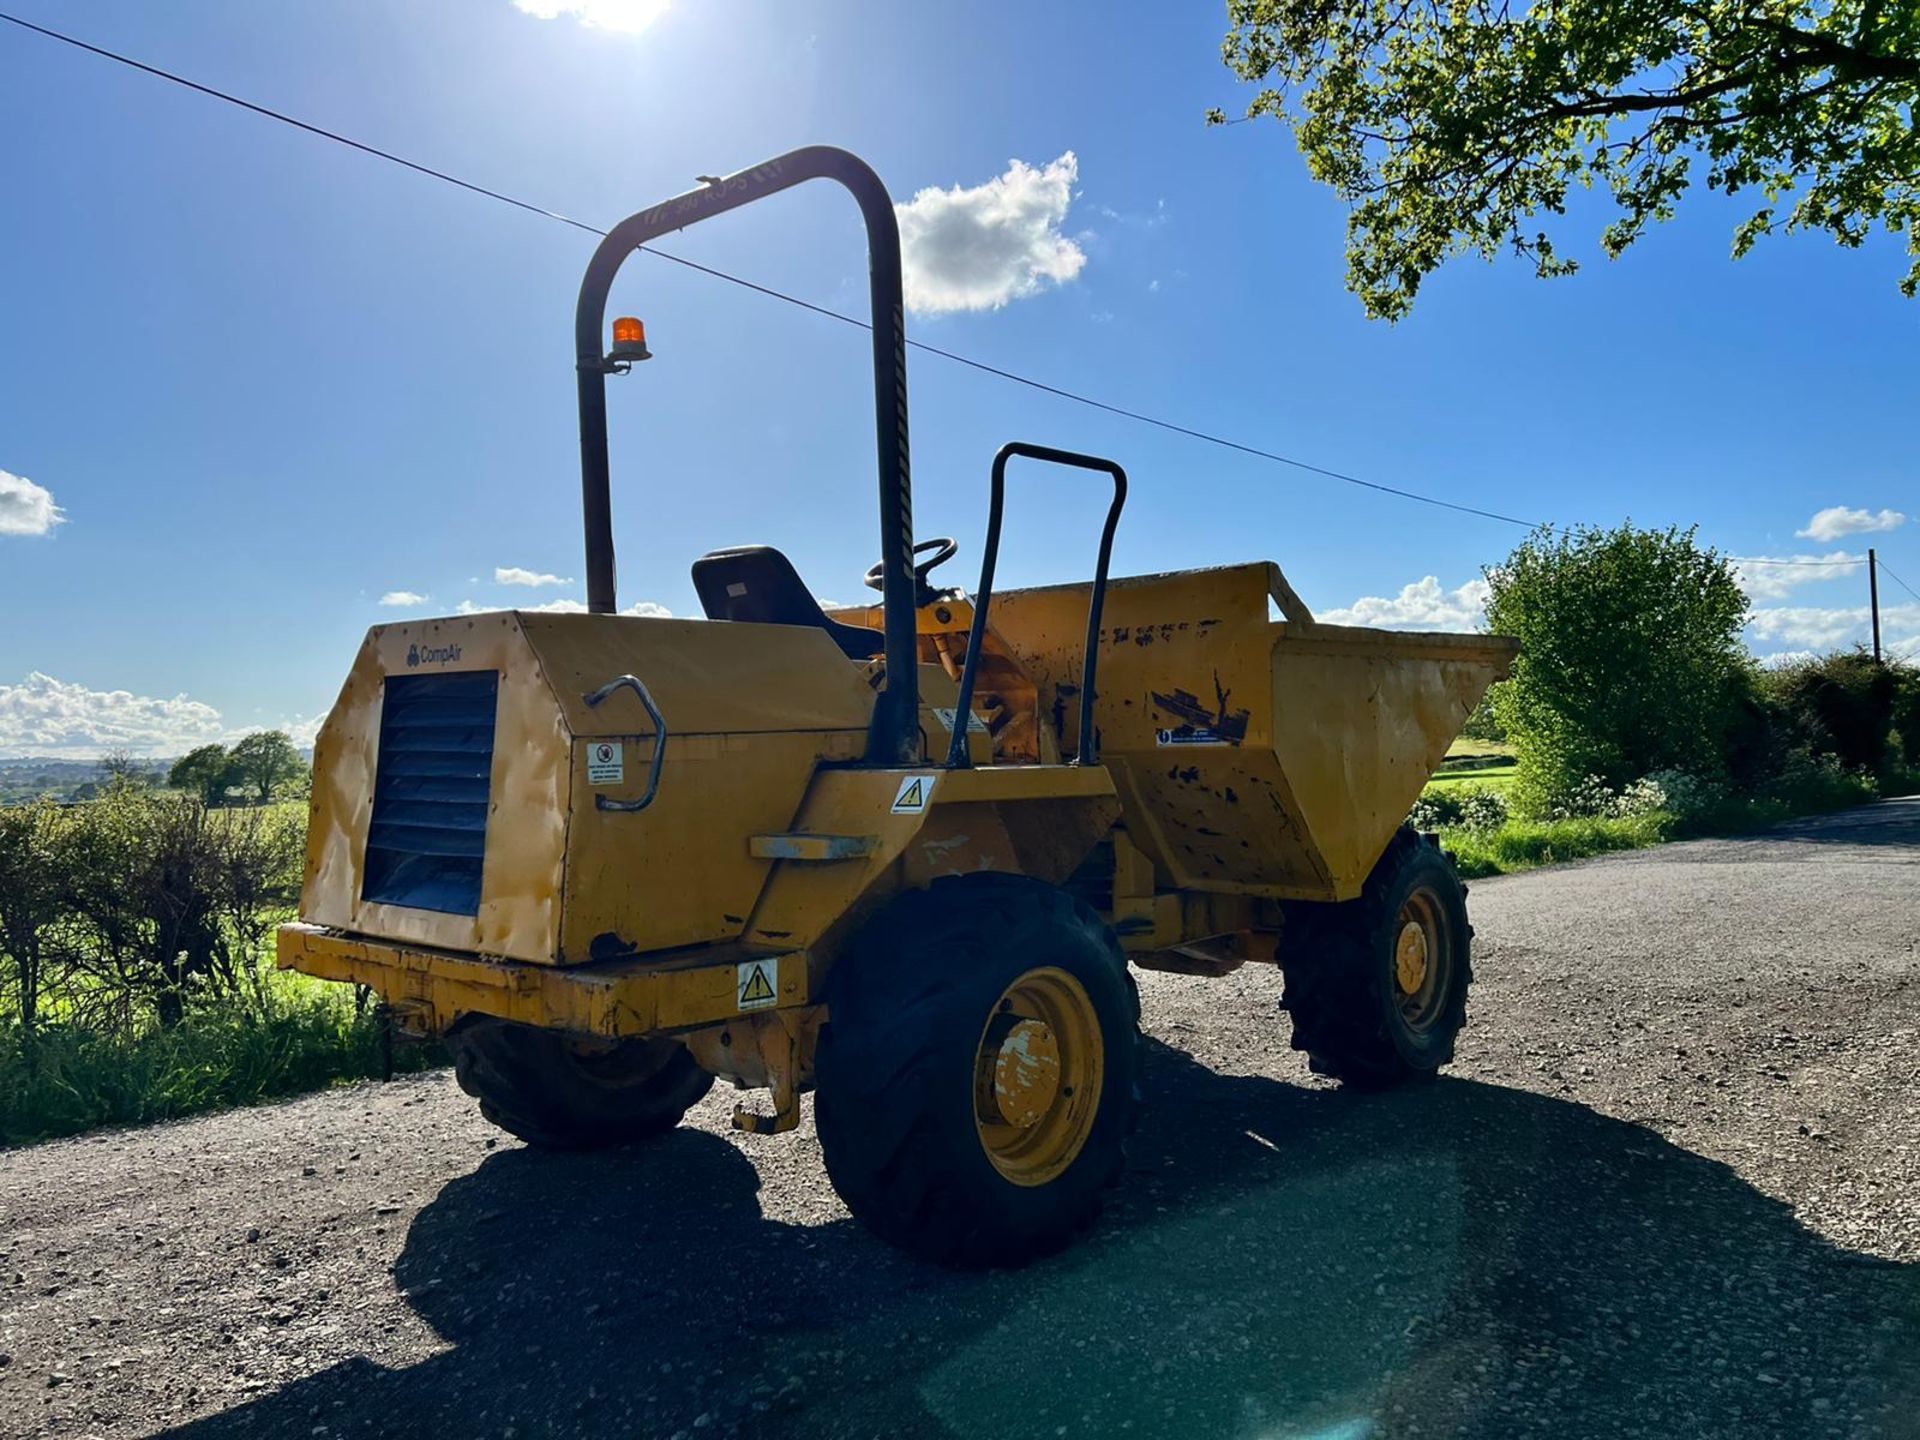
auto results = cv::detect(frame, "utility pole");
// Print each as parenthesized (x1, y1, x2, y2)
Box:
(1869, 547, 1882, 663)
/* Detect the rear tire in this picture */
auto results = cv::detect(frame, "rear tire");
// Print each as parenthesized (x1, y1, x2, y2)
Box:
(1281, 827, 1472, 1089)
(447, 1017, 713, 1150)
(815, 873, 1141, 1267)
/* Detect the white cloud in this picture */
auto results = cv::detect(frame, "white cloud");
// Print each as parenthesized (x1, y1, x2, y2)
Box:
(896, 153, 1087, 316)
(0, 469, 64, 537)
(512, 0, 669, 34)
(0, 672, 228, 758)
(379, 590, 428, 607)
(495, 566, 573, 588)
(1796, 506, 1907, 542)
(1746, 602, 1920, 651)
(282, 712, 328, 748)
(1096, 198, 1169, 229)
(455, 597, 671, 617)
(1318, 576, 1490, 632)
(1730, 551, 1863, 601)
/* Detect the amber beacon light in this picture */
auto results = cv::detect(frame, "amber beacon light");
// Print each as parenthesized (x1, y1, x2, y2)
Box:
(608, 315, 652, 366)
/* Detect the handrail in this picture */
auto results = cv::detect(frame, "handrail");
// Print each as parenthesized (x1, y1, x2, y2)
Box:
(573, 146, 920, 767)
(583, 673, 668, 812)
(947, 442, 1129, 768)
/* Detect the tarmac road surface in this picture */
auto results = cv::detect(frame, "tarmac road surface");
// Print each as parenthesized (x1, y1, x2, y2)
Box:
(2, 799, 1917, 1439)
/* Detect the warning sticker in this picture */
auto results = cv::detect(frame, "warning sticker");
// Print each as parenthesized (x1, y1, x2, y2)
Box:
(1156, 727, 1233, 747)
(932, 707, 990, 735)
(737, 958, 779, 1011)
(587, 741, 624, 784)
(890, 774, 935, 814)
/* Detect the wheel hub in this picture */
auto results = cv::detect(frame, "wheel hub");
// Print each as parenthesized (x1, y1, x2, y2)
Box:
(991, 1018, 1062, 1129)
(972, 967, 1104, 1187)
(1395, 918, 1430, 997)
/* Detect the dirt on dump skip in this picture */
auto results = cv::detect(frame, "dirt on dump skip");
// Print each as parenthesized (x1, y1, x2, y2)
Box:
(2, 800, 1917, 1439)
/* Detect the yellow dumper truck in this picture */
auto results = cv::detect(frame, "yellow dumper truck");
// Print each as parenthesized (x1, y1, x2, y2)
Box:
(278, 147, 1516, 1266)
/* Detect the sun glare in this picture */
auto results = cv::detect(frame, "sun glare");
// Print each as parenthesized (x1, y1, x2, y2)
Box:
(513, 0, 671, 35)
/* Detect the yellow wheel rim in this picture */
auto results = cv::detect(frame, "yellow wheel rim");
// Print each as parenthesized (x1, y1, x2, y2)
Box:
(973, 967, 1104, 1188)
(1395, 919, 1430, 997)
(1393, 887, 1451, 1033)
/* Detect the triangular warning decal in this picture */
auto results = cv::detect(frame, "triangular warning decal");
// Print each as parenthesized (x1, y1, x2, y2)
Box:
(890, 773, 935, 814)
(737, 959, 778, 1010)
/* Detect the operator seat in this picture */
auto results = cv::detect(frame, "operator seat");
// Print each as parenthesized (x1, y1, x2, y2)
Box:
(691, 546, 885, 660)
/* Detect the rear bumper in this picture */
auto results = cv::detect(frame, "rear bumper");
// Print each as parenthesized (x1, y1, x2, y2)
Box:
(276, 922, 807, 1040)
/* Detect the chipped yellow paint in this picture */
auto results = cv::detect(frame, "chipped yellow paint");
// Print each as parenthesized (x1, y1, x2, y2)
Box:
(298, 612, 874, 967)
(988, 562, 1516, 900)
(284, 558, 1510, 1111)
(742, 762, 1120, 952)
(974, 967, 1103, 1187)
(991, 1018, 1062, 1130)
(286, 607, 1125, 1043)
(300, 613, 570, 964)
(276, 921, 807, 1037)
(1396, 918, 1430, 997)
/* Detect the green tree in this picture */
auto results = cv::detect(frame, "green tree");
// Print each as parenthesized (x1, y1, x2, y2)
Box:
(0, 802, 72, 1033)
(1460, 689, 1509, 743)
(168, 744, 236, 806)
(1484, 524, 1750, 808)
(100, 748, 153, 789)
(1761, 649, 1898, 769)
(58, 789, 303, 1028)
(1215, 1, 1920, 319)
(227, 731, 307, 805)
(1894, 661, 1920, 766)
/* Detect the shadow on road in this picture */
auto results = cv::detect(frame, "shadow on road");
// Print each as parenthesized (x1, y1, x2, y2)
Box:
(165, 1041, 1919, 1439)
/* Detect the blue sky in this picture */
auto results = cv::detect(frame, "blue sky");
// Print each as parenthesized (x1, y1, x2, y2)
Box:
(1, 0, 1914, 756)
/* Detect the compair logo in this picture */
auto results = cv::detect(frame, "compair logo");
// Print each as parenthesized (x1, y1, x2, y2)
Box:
(405, 641, 462, 668)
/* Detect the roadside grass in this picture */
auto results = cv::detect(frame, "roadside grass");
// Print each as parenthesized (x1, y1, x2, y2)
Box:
(1429, 762, 1919, 880)
(0, 971, 442, 1149)
(1442, 812, 1673, 878)
(2, 753, 1903, 1150)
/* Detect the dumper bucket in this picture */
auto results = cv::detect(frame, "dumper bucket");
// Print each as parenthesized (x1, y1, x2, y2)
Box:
(988, 562, 1518, 902)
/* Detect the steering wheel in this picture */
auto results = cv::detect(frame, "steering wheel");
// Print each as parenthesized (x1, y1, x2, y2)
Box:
(865, 537, 959, 605)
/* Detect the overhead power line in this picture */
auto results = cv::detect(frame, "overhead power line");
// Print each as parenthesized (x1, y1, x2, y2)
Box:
(1, 11, 1539, 529)
(1876, 560, 1920, 606)
(1731, 554, 1871, 568)
(0, 9, 1902, 571)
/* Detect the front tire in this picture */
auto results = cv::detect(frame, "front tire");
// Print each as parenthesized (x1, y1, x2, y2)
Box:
(1281, 828, 1472, 1088)
(815, 874, 1141, 1267)
(447, 1017, 714, 1150)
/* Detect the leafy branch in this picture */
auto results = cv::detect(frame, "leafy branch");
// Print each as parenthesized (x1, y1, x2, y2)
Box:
(1214, 0, 1920, 317)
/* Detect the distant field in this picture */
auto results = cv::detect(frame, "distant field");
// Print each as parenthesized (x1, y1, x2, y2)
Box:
(1443, 738, 1512, 761)
(1434, 739, 1516, 790)
(1430, 761, 1517, 791)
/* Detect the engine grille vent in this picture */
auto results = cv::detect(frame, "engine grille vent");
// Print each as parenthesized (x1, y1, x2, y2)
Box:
(363, 670, 499, 915)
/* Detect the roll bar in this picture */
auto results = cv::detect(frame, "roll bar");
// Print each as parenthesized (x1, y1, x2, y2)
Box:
(948, 443, 1129, 768)
(574, 146, 920, 767)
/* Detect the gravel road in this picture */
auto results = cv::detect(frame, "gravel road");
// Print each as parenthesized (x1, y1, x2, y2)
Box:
(3, 800, 1917, 1439)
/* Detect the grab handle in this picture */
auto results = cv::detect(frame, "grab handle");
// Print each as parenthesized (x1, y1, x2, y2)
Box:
(583, 673, 668, 812)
